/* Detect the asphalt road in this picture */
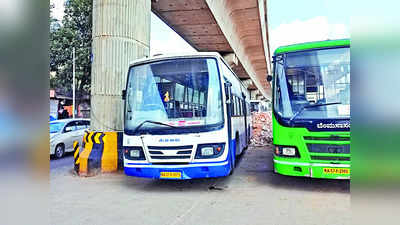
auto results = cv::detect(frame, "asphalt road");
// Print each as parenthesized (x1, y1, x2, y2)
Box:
(50, 145, 350, 225)
(50, 152, 75, 175)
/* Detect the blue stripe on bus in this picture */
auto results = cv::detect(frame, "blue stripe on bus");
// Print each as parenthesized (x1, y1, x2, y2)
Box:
(126, 160, 229, 166)
(124, 160, 231, 179)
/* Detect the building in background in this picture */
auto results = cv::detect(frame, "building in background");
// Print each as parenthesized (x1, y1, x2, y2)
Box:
(49, 89, 90, 120)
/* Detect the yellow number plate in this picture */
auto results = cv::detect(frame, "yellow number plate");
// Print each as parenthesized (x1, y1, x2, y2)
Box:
(323, 168, 350, 175)
(160, 171, 182, 179)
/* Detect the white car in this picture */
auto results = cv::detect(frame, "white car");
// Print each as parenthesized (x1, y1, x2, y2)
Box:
(49, 118, 90, 159)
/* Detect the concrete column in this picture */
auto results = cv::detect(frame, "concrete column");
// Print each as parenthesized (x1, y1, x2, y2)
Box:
(91, 0, 150, 131)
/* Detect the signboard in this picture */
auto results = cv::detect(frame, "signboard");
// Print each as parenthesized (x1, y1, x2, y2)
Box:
(50, 99, 59, 121)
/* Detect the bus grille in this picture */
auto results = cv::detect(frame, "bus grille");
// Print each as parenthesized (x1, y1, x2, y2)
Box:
(306, 144, 350, 154)
(150, 156, 191, 159)
(304, 136, 350, 141)
(310, 156, 350, 161)
(147, 145, 193, 161)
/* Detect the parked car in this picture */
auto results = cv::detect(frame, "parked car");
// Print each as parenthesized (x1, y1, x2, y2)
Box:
(50, 118, 90, 159)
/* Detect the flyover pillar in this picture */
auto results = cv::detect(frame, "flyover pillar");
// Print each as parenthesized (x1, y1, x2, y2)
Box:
(91, 0, 150, 131)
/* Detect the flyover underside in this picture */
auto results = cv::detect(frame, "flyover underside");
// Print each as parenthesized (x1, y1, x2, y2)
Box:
(151, 0, 271, 99)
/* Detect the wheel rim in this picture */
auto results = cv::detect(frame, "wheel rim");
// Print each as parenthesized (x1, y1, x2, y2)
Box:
(56, 146, 63, 158)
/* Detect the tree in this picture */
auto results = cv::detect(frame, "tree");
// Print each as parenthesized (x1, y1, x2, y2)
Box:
(50, 0, 92, 101)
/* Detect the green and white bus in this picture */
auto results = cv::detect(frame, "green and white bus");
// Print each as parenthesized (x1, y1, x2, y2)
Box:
(269, 39, 350, 179)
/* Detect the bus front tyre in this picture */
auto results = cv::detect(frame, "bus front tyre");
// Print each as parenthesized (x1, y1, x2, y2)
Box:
(229, 162, 234, 176)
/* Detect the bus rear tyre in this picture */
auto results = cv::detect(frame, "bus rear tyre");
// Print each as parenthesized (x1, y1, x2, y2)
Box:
(234, 137, 240, 166)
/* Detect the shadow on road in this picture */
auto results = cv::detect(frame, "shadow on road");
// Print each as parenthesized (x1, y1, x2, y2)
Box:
(119, 145, 349, 194)
(241, 146, 350, 194)
(120, 148, 251, 193)
(261, 169, 350, 193)
(121, 175, 232, 193)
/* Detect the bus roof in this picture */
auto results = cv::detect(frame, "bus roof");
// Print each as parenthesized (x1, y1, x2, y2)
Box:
(274, 39, 350, 55)
(129, 52, 222, 67)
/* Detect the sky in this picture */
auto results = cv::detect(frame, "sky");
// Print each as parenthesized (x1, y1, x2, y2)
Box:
(150, 14, 195, 56)
(50, 0, 350, 55)
(267, 0, 351, 53)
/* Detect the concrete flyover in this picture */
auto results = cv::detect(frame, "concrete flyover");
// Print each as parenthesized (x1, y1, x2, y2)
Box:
(151, 0, 272, 100)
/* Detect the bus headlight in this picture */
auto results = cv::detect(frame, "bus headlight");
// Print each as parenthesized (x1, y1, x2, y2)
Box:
(130, 149, 140, 158)
(201, 147, 214, 156)
(275, 146, 300, 158)
(195, 143, 225, 159)
(124, 147, 146, 160)
(282, 147, 296, 156)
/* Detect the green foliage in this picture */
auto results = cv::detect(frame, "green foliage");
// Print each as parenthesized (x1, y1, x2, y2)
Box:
(50, 0, 92, 97)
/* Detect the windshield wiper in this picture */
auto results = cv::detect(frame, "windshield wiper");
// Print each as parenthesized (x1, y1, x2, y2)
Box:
(288, 102, 342, 126)
(132, 120, 178, 134)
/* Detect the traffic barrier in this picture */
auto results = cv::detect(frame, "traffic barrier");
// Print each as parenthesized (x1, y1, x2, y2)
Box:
(73, 141, 80, 174)
(101, 132, 118, 172)
(77, 131, 122, 176)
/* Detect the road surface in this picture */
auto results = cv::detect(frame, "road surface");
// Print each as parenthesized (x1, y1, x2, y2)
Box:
(50, 145, 350, 225)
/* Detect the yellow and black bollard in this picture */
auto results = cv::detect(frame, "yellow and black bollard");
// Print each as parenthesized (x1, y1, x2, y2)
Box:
(77, 131, 120, 176)
(73, 141, 80, 174)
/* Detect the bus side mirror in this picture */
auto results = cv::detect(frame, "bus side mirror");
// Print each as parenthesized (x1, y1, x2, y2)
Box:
(122, 90, 126, 100)
(266, 75, 273, 82)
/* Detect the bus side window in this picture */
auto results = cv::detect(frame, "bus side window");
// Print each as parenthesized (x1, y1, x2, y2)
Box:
(237, 97, 240, 116)
(238, 98, 241, 116)
(236, 97, 239, 116)
(233, 96, 237, 116)
(231, 96, 236, 116)
(237, 97, 242, 116)
(240, 99, 243, 116)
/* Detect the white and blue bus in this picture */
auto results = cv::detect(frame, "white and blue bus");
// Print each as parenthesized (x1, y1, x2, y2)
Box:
(122, 52, 252, 179)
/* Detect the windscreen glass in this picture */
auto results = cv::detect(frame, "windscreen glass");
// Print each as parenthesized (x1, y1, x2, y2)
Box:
(274, 47, 350, 119)
(125, 58, 223, 133)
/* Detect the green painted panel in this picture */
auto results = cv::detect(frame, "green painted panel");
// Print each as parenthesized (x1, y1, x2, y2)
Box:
(274, 39, 350, 55)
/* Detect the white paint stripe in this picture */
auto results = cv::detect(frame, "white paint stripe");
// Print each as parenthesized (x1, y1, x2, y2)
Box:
(124, 161, 229, 168)
(273, 159, 351, 168)
(335, 176, 351, 180)
(273, 160, 310, 166)
(312, 163, 351, 168)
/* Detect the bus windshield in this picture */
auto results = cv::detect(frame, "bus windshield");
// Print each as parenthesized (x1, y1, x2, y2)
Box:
(125, 57, 223, 134)
(274, 47, 350, 120)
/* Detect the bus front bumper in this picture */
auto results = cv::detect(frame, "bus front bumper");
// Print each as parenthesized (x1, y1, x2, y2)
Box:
(124, 160, 231, 180)
(273, 159, 351, 179)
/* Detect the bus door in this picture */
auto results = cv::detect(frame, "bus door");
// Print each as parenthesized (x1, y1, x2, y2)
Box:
(242, 93, 248, 143)
(224, 81, 235, 168)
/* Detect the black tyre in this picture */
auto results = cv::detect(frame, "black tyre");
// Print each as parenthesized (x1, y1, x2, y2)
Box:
(234, 137, 240, 167)
(228, 138, 239, 176)
(54, 144, 65, 159)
